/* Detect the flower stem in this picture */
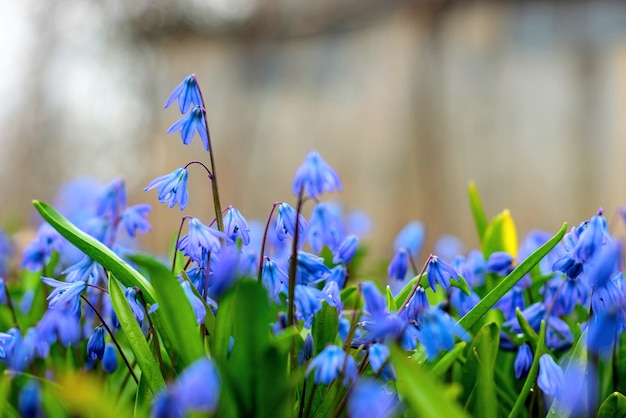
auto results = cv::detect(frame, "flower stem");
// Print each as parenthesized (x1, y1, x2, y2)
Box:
(257, 202, 280, 283)
(398, 254, 433, 315)
(288, 189, 305, 327)
(136, 289, 166, 380)
(171, 216, 192, 274)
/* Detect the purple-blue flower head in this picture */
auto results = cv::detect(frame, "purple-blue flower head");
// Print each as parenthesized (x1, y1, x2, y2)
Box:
(327, 265, 347, 288)
(399, 286, 429, 322)
(348, 379, 398, 418)
(485, 251, 514, 276)
(276, 203, 307, 242)
(514, 344, 533, 379)
(307, 203, 346, 254)
(102, 343, 118, 373)
(179, 218, 229, 264)
(368, 343, 396, 381)
(87, 326, 105, 361)
(144, 168, 189, 210)
(124, 287, 145, 326)
(294, 251, 331, 285)
(388, 249, 409, 281)
(573, 213, 608, 263)
(41, 277, 86, 316)
(21, 223, 64, 271)
(261, 258, 288, 303)
(208, 246, 241, 300)
(292, 150, 342, 199)
(164, 75, 202, 114)
(538, 354, 564, 397)
(322, 280, 342, 311)
(394, 221, 425, 257)
(294, 285, 324, 328)
(167, 105, 210, 151)
(426, 255, 459, 293)
(121, 204, 152, 238)
(96, 178, 127, 220)
(181, 281, 206, 325)
(416, 307, 470, 360)
(223, 207, 250, 245)
(361, 281, 387, 318)
(306, 345, 357, 387)
(62, 256, 103, 286)
(333, 234, 359, 265)
(18, 380, 42, 418)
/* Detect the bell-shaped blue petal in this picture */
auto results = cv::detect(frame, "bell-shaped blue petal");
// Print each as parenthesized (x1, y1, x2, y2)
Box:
(144, 168, 190, 210)
(292, 150, 342, 200)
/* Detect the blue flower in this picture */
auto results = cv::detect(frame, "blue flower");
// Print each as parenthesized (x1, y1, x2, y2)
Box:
(87, 326, 105, 361)
(514, 344, 533, 379)
(485, 251, 514, 275)
(166, 105, 210, 151)
(399, 286, 429, 322)
(361, 281, 386, 318)
(298, 334, 314, 365)
(0, 332, 15, 360)
(292, 150, 342, 200)
(327, 265, 347, 288)
(495, 286, 525, 319)
(21, 223, 64, 271)
(124, 287, 145, 326)
(449, 287, 480, 317)
(425, 255, 459, 293)
(573, 214, 608, 262)
(394, 221, 425, 257)
(36, 309, 80, 347)
(307, 203, 346, 253)
(262, 258, 287, 303)
(368, 343, 396, 381)
(208, 247, 240, 300)
(164, 75, 202, 114)
(62, 256, 103, 285)
(121, 204, 152, 237)
(41, 277, 86, 316)
(587, 309, 621, 357)
(18, 381, 42, 418)
(294, 251, 331, 285)
(102, 343, 118, 373)
(153, 358, 221, 417)
(416, 307, 470, 360)
(223, 207, 250, 245)
(306, 345, 357, 386)
(275, 203, 307, 242)
(537, 354, 564, 397)
(144, 168, 190, 210)
(333, 234, 359, 264)
(322, 280, 342, 311)
(179, 218, 229, 264)
(96, 178, 127, 220)
(388, 249, 409, 281)
(348, 379, 398, 418)
(294, 285, 324, 328)
(181, 281, 206, 325)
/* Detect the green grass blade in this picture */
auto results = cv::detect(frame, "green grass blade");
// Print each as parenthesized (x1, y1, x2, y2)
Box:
(458, 222, 567, 331)
(468, 182, 488, 242)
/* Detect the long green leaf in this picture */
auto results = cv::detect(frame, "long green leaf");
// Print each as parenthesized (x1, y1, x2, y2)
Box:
(458, 222, 567, 331)
(468, 182, 488, 242)
(33, 200, 156, 303)
(597, 392, 626, 418)
(108, 275, 165, 394)
(311, 302, 339, 356)
(127, 254, 204, 368)
(462, 323, 499, 418)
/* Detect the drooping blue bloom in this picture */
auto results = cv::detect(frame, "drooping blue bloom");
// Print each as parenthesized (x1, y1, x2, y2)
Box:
(307, 203, 346, 253)
(164, 75, 202, 113)
(152, 358, 221, 417)
(573, 213, 608, 263)
(41, 277, 86, 316)
(294, 285, 324, 328)
(552, 254, 584, 280)
(36, 308, 81, 347)
(348, 379, 398, 418)
(102, 343, 118, 373)
(262, 258, 288, 303)
(208, 246, 240, 300)
(166, 105, 210, 151)
(294, 251, 331, 285)
(306, 345, 357, 386)
(18, 380, 42, 418)
(333, 234, 359, 265)
(178, 218, 229, 264)
(399, 286, 429, 322)
(223, 207, 250, 245)
(124, 287, 145, 326)
(585, 238, 621, 289)
(21, 223, 64, 271)
(0, 332, 14, 360)
(298, 334, 314, 365)
(587, 309, 621, 357)
(322, 280, 342, 311)
(387, 249, 409, 281)
(495, 286, 525, 319)
(292, 150, 342, 200)
(538, 354, 564, 397)
(591, 273, 623, 314)
(368, 343, 396, 381)
(542, 275, 589, 316)
(96, 178, 127, 220)
(87, 326, 106, 361)
(121, 204, 152, 238)
(514, 344, 533, 379)
(275, 203, 307, 242)
(361, 281, 387, 318)
(393, 221, 425, 257)
(63, 256, 103, 285)
(181, 281, 206, 325)
(486, 251, 514, 276)
(449, 287, 480, 317)
(425, 255, 459, 293)
(416, 307, 470, 360)
(144, 168, 190, 210)
(362, 314, 418, 351)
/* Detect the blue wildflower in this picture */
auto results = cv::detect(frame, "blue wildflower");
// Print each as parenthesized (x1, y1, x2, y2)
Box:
(294, 285, 324, 328)
(485, 251, 514, 275)
(21, 223, 64, 271)
(164, 75, 202, 113)
(387, 249, 409, 281)
(41, 277, 86, 316)
(0, 332, 14, 360)
(36, 308, 81, 347)
(144, 168, 190, 210)
(393, 221, 425, 257)
(585, 238, 621, 289)
(298, 334, 314, 365)
(294, 251, 331, 285)
(416, 307, 470, 360)
(208, 247, 240, 299)
(179, 218, 229, 263)
(102, 343, 118, 373)
(425, 255, 459, 293)
(514, 344, 533, 379)
(181, 281, 206, 324)
(495, 286, 525, 319)
(573, 213, 608, 262)
(591, 273, 623, 314)
(537, 354, 564, 397)
(152, 358, 221, 417)
(262, 258, 287, 303)
(18, 381, 42, 418)
(124, 287, 145, 326)
(167, 105, 210, 151)
(63, 256, 103, 285)
(449, 287, 480, 317)
(368, 343, 396, 381)
(360, 281, 387, 318)
(275, 203, 307, 242)
(327, 265, 347, 288)
(348, 379, 398, 418)
(322, 280, 342, 311)
(96, 178, 127, 220)
(87, 326, 106, 361)
(292, 150, 342, 199)
(399, 286, 429, 322)
(333, 234, 359, 264)
(306, 345, 357, 386)
(587, 309, 621, 357)
(121, 204, 152, 237)
(307, 203, 346, 253)
(223, 207, 250, 245)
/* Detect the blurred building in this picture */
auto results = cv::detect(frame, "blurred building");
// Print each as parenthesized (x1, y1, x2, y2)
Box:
(2, 1, 626, 267)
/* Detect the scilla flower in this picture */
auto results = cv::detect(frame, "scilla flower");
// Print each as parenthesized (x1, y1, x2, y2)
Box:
(537, 354, 564, 396)
(121, 204, 152, 238)
(144, 168, 190, 210)
(87, 326, 105, 361)
(178, 218, 229, 264)
(292, 150, 342, 199)
(425, 255, 459, 293)
(276, 203, 307, 242)
(306, 345, 357, 386)
(167, 105, 210, 151)
(41, 277, 86, 316)
(164, 75, 202, 113)
(223, 207, 250, 245)
(348, 379, 398, 418)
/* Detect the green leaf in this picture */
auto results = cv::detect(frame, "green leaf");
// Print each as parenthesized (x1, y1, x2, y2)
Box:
(482, 209, 518, 258)
(311, 303, 339, 356)
(108, 275, 165, 394)
(127, 254, 204, 368)
(468, 181, 488, 242)
(458, 222, 567, 331)
(597, 392, 626, 418)
(430, 342, 467, 378)
(386, 285, 397, 312)
(391, 345, 469, 418)
(33, 200, 156, 303)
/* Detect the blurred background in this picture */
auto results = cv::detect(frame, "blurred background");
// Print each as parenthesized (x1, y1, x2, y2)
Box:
(2, 0, 626, 266)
